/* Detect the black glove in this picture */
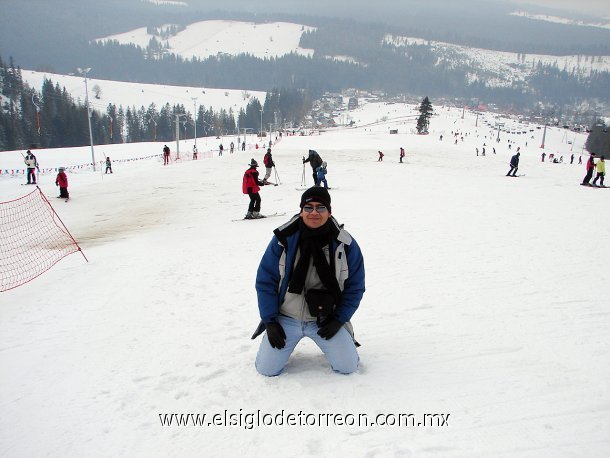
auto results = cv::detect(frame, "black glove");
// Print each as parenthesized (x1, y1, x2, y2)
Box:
(265, 321, 286, 349)
(317, 317, 344, 340)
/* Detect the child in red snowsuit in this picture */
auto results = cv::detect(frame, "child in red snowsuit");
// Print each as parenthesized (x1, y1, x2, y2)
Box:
(55, 167, 69, 199)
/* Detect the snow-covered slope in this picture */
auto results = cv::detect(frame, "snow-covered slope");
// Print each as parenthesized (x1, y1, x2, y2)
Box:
(384, 35, 610, 88)
(98, 20, 315, 60)
(20, 70, 266, 115)
(1, 100, 608, 457)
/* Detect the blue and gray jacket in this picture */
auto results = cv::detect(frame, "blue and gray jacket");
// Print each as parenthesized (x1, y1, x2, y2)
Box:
(252, 215, 365, 337)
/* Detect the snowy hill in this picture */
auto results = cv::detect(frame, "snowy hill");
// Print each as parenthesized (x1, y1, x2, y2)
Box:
(95, 19, 610, 90)
(98, 20, 316, 60)
(20, 70, 266, 116)
(1, 99, 609, 457)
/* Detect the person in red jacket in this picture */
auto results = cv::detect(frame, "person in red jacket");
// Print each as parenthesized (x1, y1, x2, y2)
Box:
(55, 167, 69, 199)
(243, 159, 265, 219)
(581, 154, 596, 186)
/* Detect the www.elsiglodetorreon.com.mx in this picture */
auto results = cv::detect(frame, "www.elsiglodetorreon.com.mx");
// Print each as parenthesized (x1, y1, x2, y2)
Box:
(159, 410, 450, 429)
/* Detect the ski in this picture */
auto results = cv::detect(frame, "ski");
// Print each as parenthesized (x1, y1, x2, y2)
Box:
(263, 181, 279, 186)
(232, 212, 286, 222)
(295, 187, 336, 190)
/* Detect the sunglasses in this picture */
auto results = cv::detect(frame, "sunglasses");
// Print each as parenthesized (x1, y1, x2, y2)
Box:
(302, 204, 328, 213)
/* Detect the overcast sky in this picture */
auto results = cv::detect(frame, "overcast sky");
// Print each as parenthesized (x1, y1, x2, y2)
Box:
(507, 0, 610, 16)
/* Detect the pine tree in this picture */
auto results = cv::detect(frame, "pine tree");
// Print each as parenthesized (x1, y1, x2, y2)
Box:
(416, 96, 433, 134)
(585, 121, 610, 156)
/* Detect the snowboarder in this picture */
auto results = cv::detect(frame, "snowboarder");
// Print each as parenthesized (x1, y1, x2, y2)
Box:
(252, 186, 365, 376)
(263, 148, 274, 184)
(55, 167, 69, 199)
(316, 161, 328, 188)
(582, 154, 596, 186)
(506, 152, 520, 177)
(592, 156, 605, 187)
(377, 151, 384, 161)
(163, 145, 170, 165)
(105, 157, 113, 174)
(24, 150, 38, 184)
(399, 147, 405, 163)
(243, 159, 266, 219)
(303, 149, 323, 185)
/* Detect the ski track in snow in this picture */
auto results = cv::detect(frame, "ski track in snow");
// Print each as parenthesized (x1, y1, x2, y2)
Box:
(1, 103, 609, 457)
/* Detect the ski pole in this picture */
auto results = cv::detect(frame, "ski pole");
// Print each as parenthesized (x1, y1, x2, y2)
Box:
(301, 157, 306, 186)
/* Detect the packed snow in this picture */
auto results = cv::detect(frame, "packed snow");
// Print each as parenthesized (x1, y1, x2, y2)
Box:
(1, 98, 609, 457)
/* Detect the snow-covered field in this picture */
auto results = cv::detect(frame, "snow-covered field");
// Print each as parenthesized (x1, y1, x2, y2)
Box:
(1, 100, 609, 457)
(20, 70, 266, 116)
(384, 35, 610, 87)
(98, 20, 315, 60)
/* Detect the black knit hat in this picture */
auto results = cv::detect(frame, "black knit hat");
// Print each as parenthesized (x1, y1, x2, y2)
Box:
(300, 186, 331, 211)
(249, 158, 258, 167)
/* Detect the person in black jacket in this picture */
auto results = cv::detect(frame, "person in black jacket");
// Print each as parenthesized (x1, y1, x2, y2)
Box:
(506, 152, 520, 177)
(303, 149, 323, 185)
(263, 148, 275, 184)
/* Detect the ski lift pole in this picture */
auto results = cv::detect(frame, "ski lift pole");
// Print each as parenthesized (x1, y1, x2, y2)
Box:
(32, 95, 41, 135)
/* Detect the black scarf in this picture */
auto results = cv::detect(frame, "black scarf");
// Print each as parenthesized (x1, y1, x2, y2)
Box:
(288, 219, 342, 304)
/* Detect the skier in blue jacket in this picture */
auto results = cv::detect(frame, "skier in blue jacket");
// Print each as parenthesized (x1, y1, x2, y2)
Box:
(315, 161, 328, 188)
(252, 186, 365, 376)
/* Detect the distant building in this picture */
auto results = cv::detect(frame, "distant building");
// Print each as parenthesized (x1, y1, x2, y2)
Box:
(348, 97, 358, 110)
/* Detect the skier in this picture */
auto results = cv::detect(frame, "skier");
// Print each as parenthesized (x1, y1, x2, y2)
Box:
(219, 143, 224, 156)
(55, 167, 69, 199)
(316, 161, 328, 188)
(399, 147, 405, 163)
(192, 145, 198, 160)
(24, 150, 38, 184)
(377, 151, 384, 161)
(303, 149, 323, 185)
(263, 148, 274, 184)
(252, 186, 365, 376)
(105, 157, 113, 174)
(243, 159, 266, 219)
(582, 154, 596, 186)
(230, 142, 235, 154)
(591, 156, 605, 187)
(506, 152, 520, 177)
(242, 141, 246, 151)
(541, 152, 546, 162)
(578, 156, 582, 165)
(570, 154, 574, 164)
(163, 145, 170, 165)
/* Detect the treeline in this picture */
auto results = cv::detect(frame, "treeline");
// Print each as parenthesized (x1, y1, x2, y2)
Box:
(0, 56, 311, 151)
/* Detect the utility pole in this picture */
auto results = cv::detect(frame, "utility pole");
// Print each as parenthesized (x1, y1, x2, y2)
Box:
(77, 67, 96, 171)
(260, 108, 264, 137)
(540, 124, 547, 149)
(174, 114, 187, 159)
(192, 97, 198, 148)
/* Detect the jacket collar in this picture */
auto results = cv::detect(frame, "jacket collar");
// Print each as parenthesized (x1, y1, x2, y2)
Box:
(274, 215, 350, 246)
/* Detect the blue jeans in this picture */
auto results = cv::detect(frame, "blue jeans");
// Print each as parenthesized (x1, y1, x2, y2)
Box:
(255, 315, 359, 376)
